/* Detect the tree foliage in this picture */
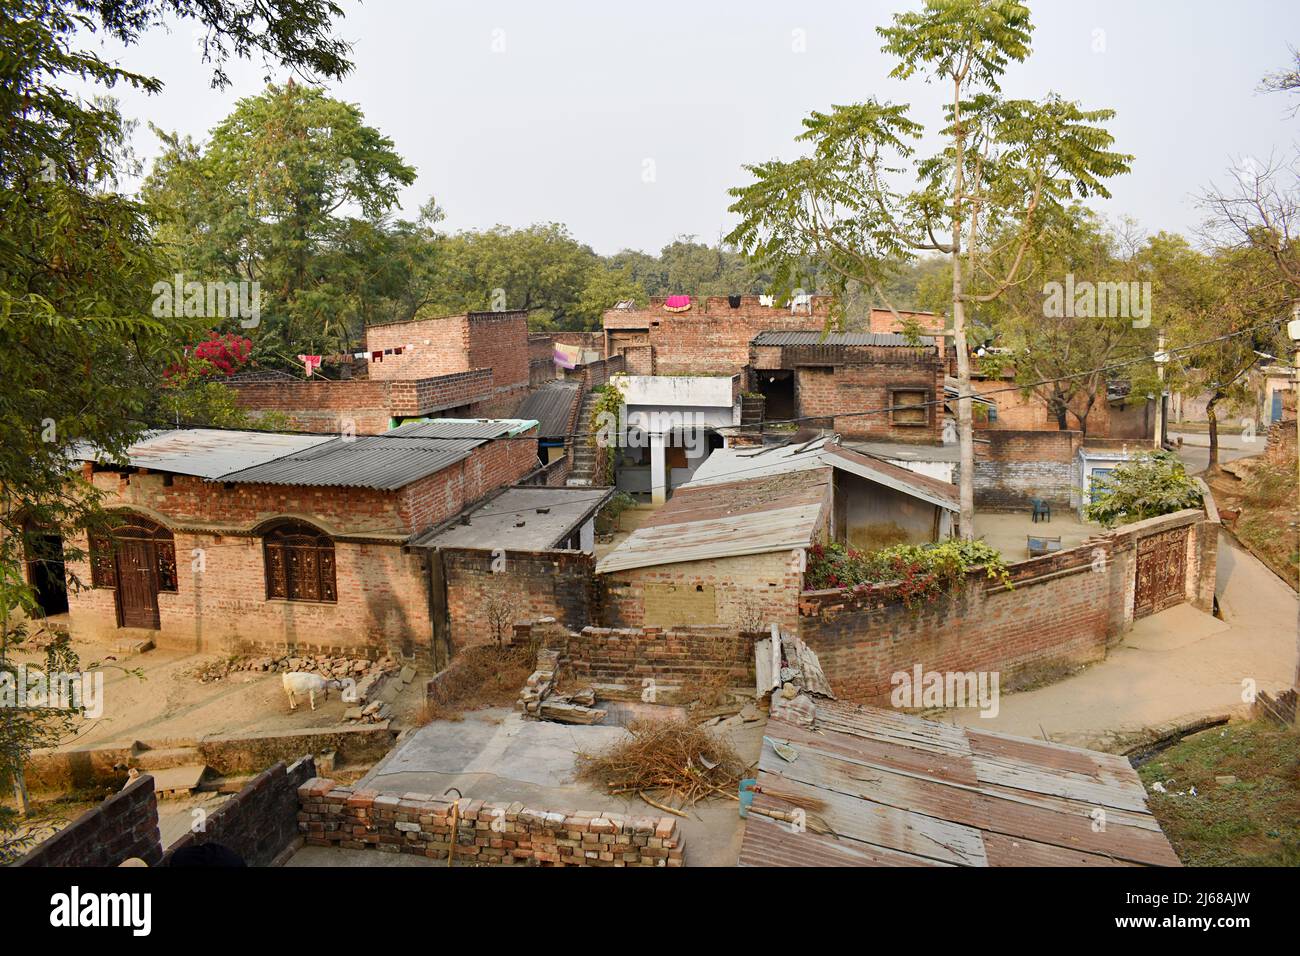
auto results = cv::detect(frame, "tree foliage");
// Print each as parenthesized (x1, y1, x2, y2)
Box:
(1083, 452, 1204, 528)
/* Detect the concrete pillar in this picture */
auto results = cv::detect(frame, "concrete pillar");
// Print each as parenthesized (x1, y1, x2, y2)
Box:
(649, 431, 667, 504)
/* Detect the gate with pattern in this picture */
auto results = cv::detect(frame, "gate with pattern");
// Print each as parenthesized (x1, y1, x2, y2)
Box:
(1134, 528, 1188, 619)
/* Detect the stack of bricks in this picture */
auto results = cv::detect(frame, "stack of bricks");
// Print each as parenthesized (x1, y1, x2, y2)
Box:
(297, 778, 684, 866)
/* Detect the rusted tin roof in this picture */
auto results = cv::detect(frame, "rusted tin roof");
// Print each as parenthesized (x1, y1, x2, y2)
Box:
(739, 699, 1180, 868)
(595, 469, 831, 574)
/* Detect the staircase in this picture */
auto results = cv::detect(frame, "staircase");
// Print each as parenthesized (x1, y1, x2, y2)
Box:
(567, 389, 606, 487)
(741, 394, 766, 426)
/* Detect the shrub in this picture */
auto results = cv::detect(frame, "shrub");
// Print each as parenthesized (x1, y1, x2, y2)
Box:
(1083, 451, 1203, 528)
(805, 538, 1010, 609)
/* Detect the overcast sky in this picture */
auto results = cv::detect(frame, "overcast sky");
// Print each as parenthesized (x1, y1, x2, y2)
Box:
(84, 0, 1300, 255)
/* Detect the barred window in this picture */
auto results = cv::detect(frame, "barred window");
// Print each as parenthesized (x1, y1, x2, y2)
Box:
(89, 533, 116, 588)
(264, 522, 336, 603)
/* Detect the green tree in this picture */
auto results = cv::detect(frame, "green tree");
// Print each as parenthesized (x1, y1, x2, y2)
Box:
(431, 224, 599, 329)
(728, 0, 1131, 537)
(144, 82, 417, 361)
(1084, 452, 1203, 527)
(0, 0, 352, 839)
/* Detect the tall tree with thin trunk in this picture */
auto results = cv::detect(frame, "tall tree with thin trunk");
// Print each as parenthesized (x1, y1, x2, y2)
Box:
(729, 0, 1131, 538)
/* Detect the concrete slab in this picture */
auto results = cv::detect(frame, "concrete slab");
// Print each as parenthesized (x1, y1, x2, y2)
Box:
(149, 765, 208, 796)
(357, 707, 765, 866)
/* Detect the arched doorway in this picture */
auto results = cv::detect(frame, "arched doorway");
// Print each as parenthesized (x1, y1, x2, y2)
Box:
(91, 515, 177, 630)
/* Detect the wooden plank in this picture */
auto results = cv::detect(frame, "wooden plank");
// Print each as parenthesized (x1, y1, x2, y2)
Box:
(773, 718, 981, 787)
(761, 738, 1177, 866)
(752, 773, 988, 866)
(969, 752, 1150, 814)
(739, 812, 951, 867)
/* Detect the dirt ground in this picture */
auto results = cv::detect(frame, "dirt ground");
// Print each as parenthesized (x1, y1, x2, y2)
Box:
(13, 633, 428, 751)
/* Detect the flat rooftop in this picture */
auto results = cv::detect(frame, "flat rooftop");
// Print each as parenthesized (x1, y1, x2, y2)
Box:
(413, 485, 612, 550)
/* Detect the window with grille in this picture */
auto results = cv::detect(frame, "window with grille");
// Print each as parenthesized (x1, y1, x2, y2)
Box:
(890, 388, 930, 426)
(264, 522, 337, 603)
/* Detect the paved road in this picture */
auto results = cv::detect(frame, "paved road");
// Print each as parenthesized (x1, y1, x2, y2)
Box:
(945, 531, 1298, 752)
(1170, 431, 1263, 474)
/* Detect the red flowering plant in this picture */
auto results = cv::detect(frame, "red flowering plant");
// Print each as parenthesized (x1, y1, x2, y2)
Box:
(165, 331, 253, 380)
(805, 539, 1010, 610)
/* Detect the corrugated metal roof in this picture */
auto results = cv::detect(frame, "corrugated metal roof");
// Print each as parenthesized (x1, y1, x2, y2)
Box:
(751, 331, 937, 348)
(596, 470, 831, 574)
(515, 383, 580, 438)
(217, 419, 535, 491)
(688, 439, 959, 512)
(70, 429, 333, 480)
(739, 698, 1180, 868)
(412, 485, 611, 550)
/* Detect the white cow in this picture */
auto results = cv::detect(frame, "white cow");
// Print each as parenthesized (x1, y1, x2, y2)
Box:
(282, 672, 345, 711)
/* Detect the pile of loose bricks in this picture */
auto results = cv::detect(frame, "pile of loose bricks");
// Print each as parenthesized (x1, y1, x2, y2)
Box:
(298, 778, 684, 866)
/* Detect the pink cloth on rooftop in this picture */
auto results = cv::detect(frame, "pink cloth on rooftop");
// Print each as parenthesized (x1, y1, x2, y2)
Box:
(663, 294, 691, 311)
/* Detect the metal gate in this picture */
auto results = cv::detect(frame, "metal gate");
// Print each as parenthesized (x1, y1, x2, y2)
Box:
(1134, 528, 1188, 619)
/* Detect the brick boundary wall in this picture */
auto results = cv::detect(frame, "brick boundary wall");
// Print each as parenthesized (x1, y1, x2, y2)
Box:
(798, 506, 1216, 704)
(973, 429, 1083, 510)
(16, 773, 163, 867)
(229, 369, 496, 435)
(297, 778, 684, 866)
(514, 619, 757, 701)
(163, 757, 315, 867)
(23, 726, 396, 792)
(441, 549, 595, 653)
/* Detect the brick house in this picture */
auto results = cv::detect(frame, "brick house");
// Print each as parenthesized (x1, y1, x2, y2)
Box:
(749, 331, 947, 444)
(597, 437, 958, 629)
(59, 420, 542, 666)
(229, 310, 532, 435)
(602, 295, 831, 376)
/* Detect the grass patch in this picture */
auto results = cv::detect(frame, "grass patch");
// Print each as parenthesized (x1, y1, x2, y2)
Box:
(1137, 720, 1300, 866)
(1210, 463, 1299, 588)
(414, 644, 535, 724)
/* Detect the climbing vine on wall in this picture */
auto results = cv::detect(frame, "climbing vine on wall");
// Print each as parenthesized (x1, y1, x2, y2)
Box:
(588, 382, 626, 486)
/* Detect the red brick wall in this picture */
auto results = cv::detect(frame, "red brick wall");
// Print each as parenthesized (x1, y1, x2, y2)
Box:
(440, 548, 595, 652)
(866, 308, 944, 334)
(66, 526, 434, 661)
(365, 311, 529, 394)
(601, 550, 806, 631)
(16, 773, 162, 867)
(799, 546, 1113, 702)
(298, 777, 684, 866)
(794, 356, 944, 443)
(229, 369, 496, 435)
(62, 438, 538, 662)
(973, 429, 1083, 510)
(526, 622, 756, 702)
(798, 507, 1216, 703)
(604, 295, 829, 376)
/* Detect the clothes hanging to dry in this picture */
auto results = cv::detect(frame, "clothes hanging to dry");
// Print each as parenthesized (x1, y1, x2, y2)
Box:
(297, 354, 322, 376)
(664, 294, 691, 312)
(728, 294, 742, 308)
(759, 294, 775, 307)
(371, 350, 383, 363)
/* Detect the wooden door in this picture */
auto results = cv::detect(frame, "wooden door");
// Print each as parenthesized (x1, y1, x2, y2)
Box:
(115, 539, 160, 629)
(1134, 529, 1188, 619)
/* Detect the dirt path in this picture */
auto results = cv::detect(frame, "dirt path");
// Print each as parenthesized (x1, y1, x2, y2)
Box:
(944, 531, 1298, 752)
(31, 638, 424, 751)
